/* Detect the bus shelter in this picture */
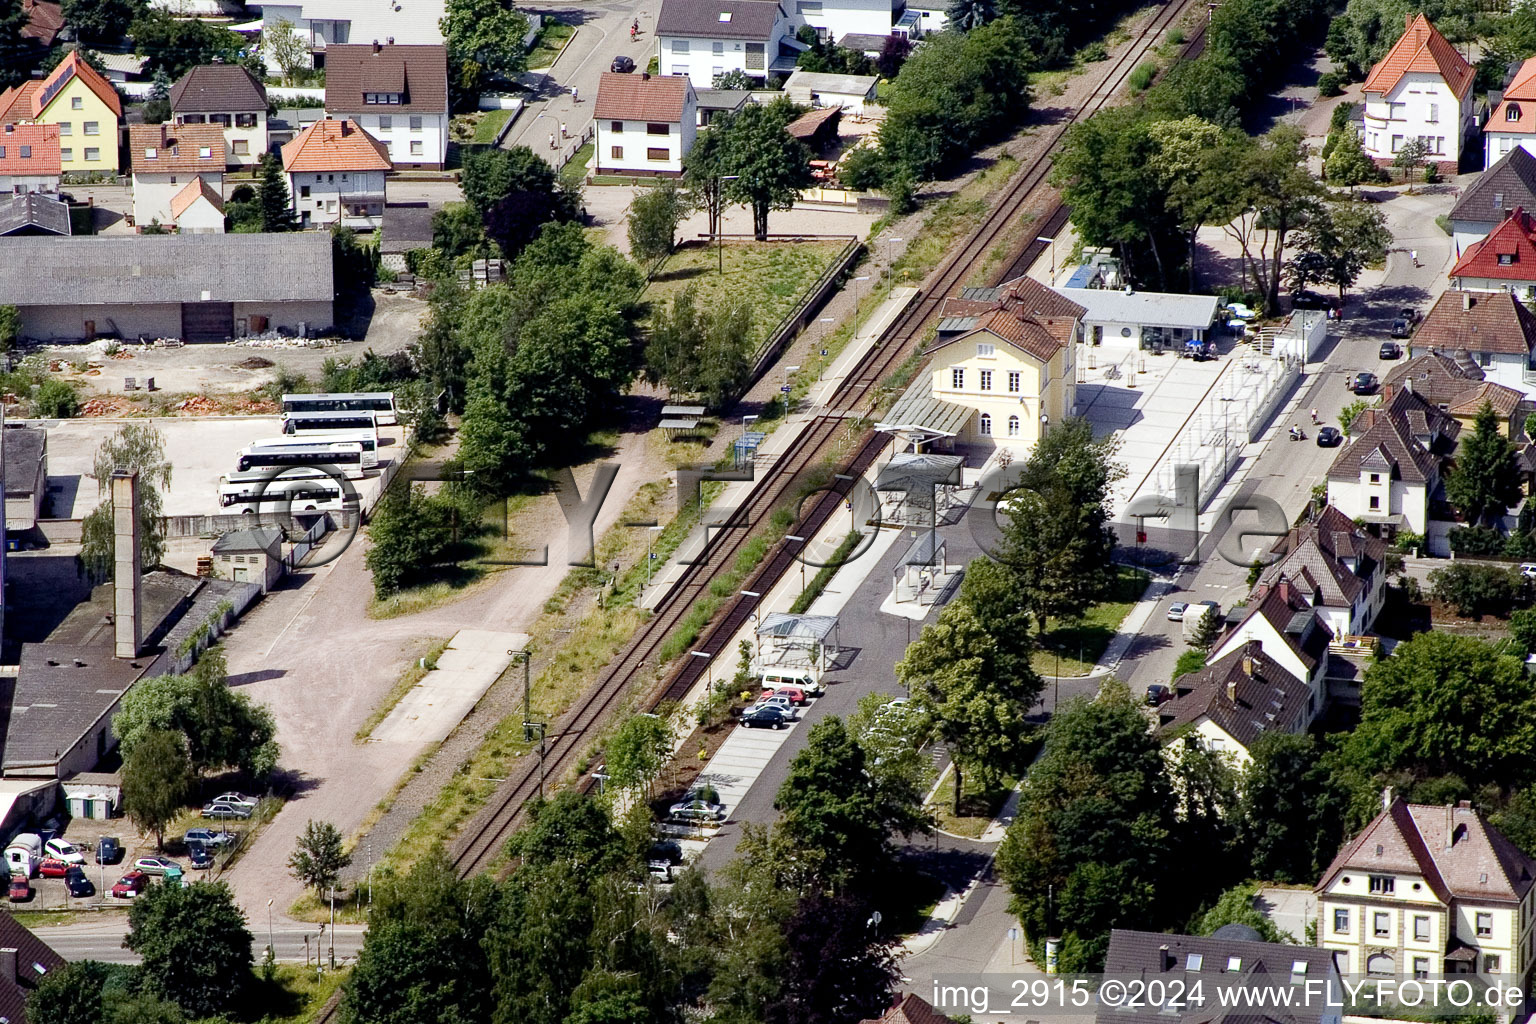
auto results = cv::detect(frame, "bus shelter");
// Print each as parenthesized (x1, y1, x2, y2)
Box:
(875, 452, 965, 526)
(891, 530, 955, 607)
(754, 612, 838, 674)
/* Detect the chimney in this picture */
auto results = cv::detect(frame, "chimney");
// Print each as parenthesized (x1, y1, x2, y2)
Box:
(386, 36, 394, 44)
(111, 469, 141, 659)
(1404, 376, 1413, 394)
(1159, 944, 1172, 971)
(1242, 653, 1254, 677)
(1226, 678, 1237, 703)
(372, 39, 380, 52)
(1382, 785, 1394, 811)
(1446, 804, 1454, 849)
(1405, 12, 1413, 30)
(1463, 291, 1473, 311)
(641, 72, 650, 81)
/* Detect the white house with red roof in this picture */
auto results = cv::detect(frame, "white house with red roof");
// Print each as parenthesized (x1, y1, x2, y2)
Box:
(1360, 14, 1475, 171)
(128, 123, 226, 230)
(1486, 57, 1536, 166)
(280, 117, 390, 229)
(168, 177, 224, 234)
(0, 123, 60, 194)
(595, 72, 697, 175)
(1449, 206, 1536, 299)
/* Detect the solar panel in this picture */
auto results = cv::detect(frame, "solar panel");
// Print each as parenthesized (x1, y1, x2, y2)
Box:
(36, 63, 75, 116)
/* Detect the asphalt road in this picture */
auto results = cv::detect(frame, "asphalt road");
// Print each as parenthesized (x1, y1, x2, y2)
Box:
(31, 915, 368, 965)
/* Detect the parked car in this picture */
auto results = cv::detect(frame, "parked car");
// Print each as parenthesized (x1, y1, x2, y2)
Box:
(754, 695, 797, 718)
(1348, 371, 1379, 394)
(1389, 317, 1412, 339)
(740, 705, 788, 730)
(36, 858, 69, 878)
(202, 801, 253, 820)
(183, 828, 236, 849)
(610, 55, 635, 72)
(1380, 340, 1404, 358)
(646, 840, 684, 883)
(1291, 290, 1329, 310)
(95, 837, 121, 865)
(186, 844, 214, 870)
(63, 866, 94, 898)
(1520, 563, 1536, 580)
(111, 871, 148, 899)
(1316, 426, 1344, 447)
(133, 856, 179, 876)
(669, 790, 726, 822)
(43, 839, 84, 864)
(760, 685, 808, 706)
(7, 876, 29, 903)
(1399, 306, 1421, 324)
(209, 792, 258, 809)
(1145, 684, 1172, 706)
(1167, 601, 1188, 622)
(1223, 301, 1257, 320)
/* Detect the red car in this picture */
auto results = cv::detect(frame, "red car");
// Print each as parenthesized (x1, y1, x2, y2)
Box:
(110, 871, 148, 899)
(759, 685, 808, 706)
(36, 858, 69, 878)
(8, 876, 30, 902)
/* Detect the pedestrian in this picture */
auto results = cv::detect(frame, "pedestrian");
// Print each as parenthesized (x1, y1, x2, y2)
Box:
(1311, 408, 1318, 424)
(549, 132, 556, 150)
(1411, 249, 1419, 267)
(571, 86, 579, 103)
(560, 121, 568, 138)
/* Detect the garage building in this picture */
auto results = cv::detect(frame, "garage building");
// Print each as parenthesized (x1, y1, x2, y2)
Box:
(0, 233, 334, 343)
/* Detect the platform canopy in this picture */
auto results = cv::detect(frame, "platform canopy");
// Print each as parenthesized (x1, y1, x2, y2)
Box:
(876, 452, 963, 492)
(874, 377, 973, 441)
(757, 612, 838, 642)
(899, 530, 945, 567)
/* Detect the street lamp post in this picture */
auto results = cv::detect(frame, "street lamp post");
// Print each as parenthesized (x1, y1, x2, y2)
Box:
(881, 236, 903, 297)
(644, 524, 664, 600)
(267, 898, 275, 963)
(741, 590, 762, 660)
(1037, 235, 1056, 285)
(690, 649, 713, 691)
(785, 534, 807, 594)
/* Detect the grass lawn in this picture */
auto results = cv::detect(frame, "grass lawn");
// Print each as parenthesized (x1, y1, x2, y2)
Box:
(643, 240, 848, 350)
(471, 108, 514, 145)
(526, 18, 575, 68)
(560, 141, 593, 187)
(1031, 566, 1152, 677)
(245, 963, 350, 1024)
(927, 767, 1017, 839)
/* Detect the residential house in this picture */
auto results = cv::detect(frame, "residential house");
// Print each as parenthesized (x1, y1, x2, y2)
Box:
(1056, 285, 1219, 350)
(1386, 351, 1531, 435)
(1359, 14, 1475, 172)
(0, 913, 67, 1023)
(782, 69, 878, 115)
(1157, 640, 1314, 767)
(1104, 929, 1342, 1024)
(210, 527, 284, 592)
(1410, 289, 1536, 395)
(594, 72, 697, 176)
(0, 233, 335, 342)
(3, 423, 47, 532)
(0, 123, 60, 193)
(857, 994, 954, 1024)
(20, 0, 65, 54)
(695, 87, 751, 126)
(90, 52, 148, 87)
(1208, 577, 1332, 723)
(247, 0, 444, 69)
(280, 117, 390, 228)
(0, 51, 121, 175)
(1485, 56, 1536, 167)
(168, 176, 225, 234)
(170, 64, 268, 168)
(323, 43, 449, 170)
(1448, 147, 1536, 253)
(1317, 795, 1536, 984)
(1449, 207, 1536, 299)
(0, 192, 69, 235)
(655, 0, 800, 89)
(877, 276, 1084, 453)
(1325, 386, 1460, 535)
(1259, 504, 1389, 638)
(127, 123, 226, 230)
(790, 0, 901, 44)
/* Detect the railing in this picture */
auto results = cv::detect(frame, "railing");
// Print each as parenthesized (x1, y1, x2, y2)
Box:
(744, 235, 864, 384)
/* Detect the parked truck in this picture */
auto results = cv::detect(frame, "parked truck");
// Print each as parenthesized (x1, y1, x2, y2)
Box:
(1182, 601, 1221, 643)
(5, 834, 42, 878)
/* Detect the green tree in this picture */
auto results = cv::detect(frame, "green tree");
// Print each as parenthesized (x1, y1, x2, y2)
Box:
(27, 960, 128, 1024)
(1339, 397, 1369, 434)
(364, 487, 478, 598)
(1427, 562, 1522, 619)
(267, 16, 309, 85)
(712, 68, 755, 89)
(1446, 402, 1522, 525)
(997, 681, 1179, 969)
(289, 819, 352, 895)
(682, 126, 730, 239)
(142, 68, 171, 123)
(1223, 126, 1324, 310)
(125, 881, 253, 1018)
(256, 153, 296, 231)
(130, 10, 257, 79)
(626, 180, 690, 265)
(1323, 128, 1382, 190)
(845, 692, 932, 832)
(78, 422, 172, 583)
(120, 728, 192, 849)
(463, 146, 578, 257)
(114, 647, 279, 776)
(1187, 605, 1222, 651)
(764, 890, 899, 1023)
(1510, 607, 1536, 656)
(0, 303, 19, 350)
(0, 0, 40, 89)
(642, 285, 754, 409)
(1147, 117, 1246, 289)
(897, 600, 1037, 812)
(431, 201, 490, 259)
(64, 0, 142, 43)
(716, 99, 815, 240)
(35, 378, 79, 418)
(1392, 135, 1429, 189)
(947, 0, 994, 30)
(603, 713, 674, 798)
(1195, 882, 1294, 943)
(1301, 201, 1392, 300)
(440, 0, 529, 106)
(1238, 732, 1346, 883)
(1347, 631, 1536, 788)
(1492, 785, 1536, 857)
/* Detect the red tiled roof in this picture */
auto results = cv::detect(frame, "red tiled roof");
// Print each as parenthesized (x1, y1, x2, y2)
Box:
(1415, 289, 1536, 355)
(594, 71, 691, 123)
(21, 0, 64, 47)
(1362, 14, 1473, 100)
(1446, 380, 1524, 418)
(1487, 62, 1536, 136)
(0, 82, 41, 125)
(0, 123, 61, 176)
(280, 118, 391, 172)
(35, 50, 122, 117)
(128, 123, 226, 173)
(1506, 55, 1536, 101)
(859, 993, 953, 1024)
(1450, 207, 1536, 281)
(169, 175, 223, 218)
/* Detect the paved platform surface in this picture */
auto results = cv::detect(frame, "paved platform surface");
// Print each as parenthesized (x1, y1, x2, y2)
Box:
(370, 629, 529, 744)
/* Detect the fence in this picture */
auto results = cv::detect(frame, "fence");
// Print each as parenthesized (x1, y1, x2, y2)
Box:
(746, 236, 864, 383)
(287, 516, 328, 568)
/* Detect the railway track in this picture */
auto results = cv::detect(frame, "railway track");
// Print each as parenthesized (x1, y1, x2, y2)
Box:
(445, 0, 1209, 880)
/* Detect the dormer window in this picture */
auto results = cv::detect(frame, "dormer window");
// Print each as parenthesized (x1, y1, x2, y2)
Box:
(1226, 957, 1241, 972)
(1495, 192, 1506, 209)
(364, 93, 402, 105)
(199, 146, 212, 159)
(1509, 104, 1522, 122)
(1499, 252, 1516, 265)
(145, 147, 157, 159)
(1186, 954, 1203, 972)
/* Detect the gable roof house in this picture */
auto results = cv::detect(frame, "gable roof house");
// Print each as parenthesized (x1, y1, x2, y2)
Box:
(1410, 289, 1536, 396)
(1158, 640, 1314, 766)
(323, 43, 449, 170)
(246, 0, 445, 70)
(167, 176, 225, 234)
(170, 65, 268, 168)
(1486, 56, 1536, 169)
(0, 123, 61, 194)
(1259, 504, 1389, 638)
(1209, 577, 1333, 720)
(127, 123, 226, 230)
(877, 276, 1084, 454)
(1317, 796, 1536, 981)
(0, 51, 122, 175)
(280, 117, 390, 229)
(1326, 385, 1460, 539)
(1449, 206, 1536, 300)
(0, 913, 67, 1023)
(20, 0, 65, 53)
(655, 0, 801, 89)
(594, 72, 697, 176)
(1359, 14, 1475, 172)
(1450, 147, 1536, 253)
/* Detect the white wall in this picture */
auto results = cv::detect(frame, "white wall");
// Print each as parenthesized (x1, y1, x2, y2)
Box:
(595, 112, 696, 174)
(0, 174, 61, 194)
(288, 168, 386, 227)
(659, 32, 784, 89)
(783, 83, 874, 115)
(132, 171, 225, 227)
(1485, 132, 1536, 168)
(790, 0, 894, 40)
(1362, 70, 1471, 163)
(174, 112, 268, 167)
(175, 196, 225, 234)
(338, 110, 447, 168)
(1328, 475, 1430, 534)
(1453, 220, 1497, 254)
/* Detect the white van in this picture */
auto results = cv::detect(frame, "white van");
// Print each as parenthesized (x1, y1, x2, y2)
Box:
(1182, 601, 1221, 643)
(5, 834, 42, 877)
(759, 668, 824, 696)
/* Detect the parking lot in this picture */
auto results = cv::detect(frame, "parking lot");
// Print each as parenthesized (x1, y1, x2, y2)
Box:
(41, 416, 406, 518)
